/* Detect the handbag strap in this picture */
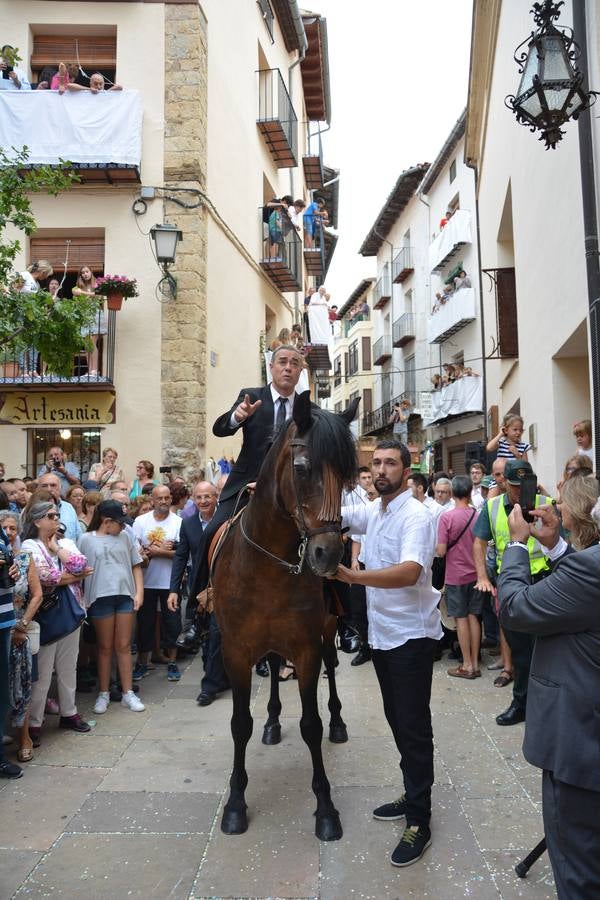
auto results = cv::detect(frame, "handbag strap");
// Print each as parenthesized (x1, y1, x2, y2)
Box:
(446, 509, 477, 552)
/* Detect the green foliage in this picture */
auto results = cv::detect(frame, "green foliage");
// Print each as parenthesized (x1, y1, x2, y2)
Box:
(0, 147, 99, 376)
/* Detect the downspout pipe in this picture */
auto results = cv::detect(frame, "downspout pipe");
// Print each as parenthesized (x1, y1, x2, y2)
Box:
(465, 158, 489, 446)
(572, 1, 600, 473)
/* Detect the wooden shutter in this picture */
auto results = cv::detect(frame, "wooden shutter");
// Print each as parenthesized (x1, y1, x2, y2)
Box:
(344, 352, 349, 383)
(29, 236, 105, 273)
(362, 388, 372, 414)
(361, 336, 371, 371)
(31, 35, 117, 73)
(497, 267, 518, 358)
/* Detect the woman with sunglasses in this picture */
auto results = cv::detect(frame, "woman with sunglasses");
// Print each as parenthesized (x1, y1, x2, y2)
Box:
(21, 501, 92, 747)
(78, 501, 145, 714)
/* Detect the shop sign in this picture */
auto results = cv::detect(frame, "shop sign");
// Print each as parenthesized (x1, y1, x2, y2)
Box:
(0, 391, 116, 426)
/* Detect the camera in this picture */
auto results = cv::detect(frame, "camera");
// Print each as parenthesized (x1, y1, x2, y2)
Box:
(56, 523, 67, 537)
(159, 465, 172, 474)
(0, 545, 15, 591)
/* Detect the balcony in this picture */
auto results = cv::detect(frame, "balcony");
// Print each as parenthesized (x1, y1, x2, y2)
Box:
(429, 209, 472, 273)
(0, 91, 142, 184)
(0, 307, 117, 388)
(259, 210, 302, 291)
(341, 313, 369, 338)
(373, 334, 392, 365)
(302, 129, 324, 190)
(257, 68, 298, 168)
(372, 273, 392, 310)
(303, 221, 325, 278)
(428, 287, 477, 344)
(392, 313, 415, 348)
(425, 375, 484, 425)
(392, 246, 414, 283)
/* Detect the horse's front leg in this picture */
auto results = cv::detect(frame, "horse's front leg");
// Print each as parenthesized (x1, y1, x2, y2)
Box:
(296, 646, 343, 841)
(262, 652, 282, 745)
(221, 654, 253, 835)
(322, 617, 348, 744)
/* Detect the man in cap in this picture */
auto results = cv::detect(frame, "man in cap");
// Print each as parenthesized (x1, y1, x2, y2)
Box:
(473, 460, 553, 725)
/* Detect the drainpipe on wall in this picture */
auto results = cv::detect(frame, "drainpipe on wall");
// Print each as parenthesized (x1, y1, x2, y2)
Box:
(465, 159, 489, 445)
(572, 0, 600, 473)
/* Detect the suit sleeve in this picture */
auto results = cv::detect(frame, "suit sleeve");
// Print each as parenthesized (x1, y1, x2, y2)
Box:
(498, 545, 600, 636)
(213, 388, 256, 437)
(169, 521, 191, 592)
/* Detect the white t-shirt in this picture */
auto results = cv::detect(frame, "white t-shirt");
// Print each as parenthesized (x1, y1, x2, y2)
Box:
(132, 511, 181, 590)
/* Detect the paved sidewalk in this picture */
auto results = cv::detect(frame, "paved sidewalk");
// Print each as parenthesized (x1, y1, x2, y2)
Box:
(1, 650, 556, 899)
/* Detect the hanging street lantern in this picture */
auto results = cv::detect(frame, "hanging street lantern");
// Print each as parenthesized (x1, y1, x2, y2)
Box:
(505, 0, 597, 149)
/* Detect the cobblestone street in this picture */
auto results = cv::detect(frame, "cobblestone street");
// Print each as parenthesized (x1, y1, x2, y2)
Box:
(1, 649, 556, 899)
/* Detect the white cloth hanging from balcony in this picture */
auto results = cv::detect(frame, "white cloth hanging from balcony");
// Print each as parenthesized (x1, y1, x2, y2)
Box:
(428, 209, 472, 273)
(0, 91, 142, 166)
(425, 375, 483, 425)
(307, 302, 331, 346)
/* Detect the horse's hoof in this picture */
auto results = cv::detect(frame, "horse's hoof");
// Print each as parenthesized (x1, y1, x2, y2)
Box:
(329, 724, 348, 743)
(221, 807, 248, 835)
(262, 723, 282, 745)
(315, 810, 343, 841)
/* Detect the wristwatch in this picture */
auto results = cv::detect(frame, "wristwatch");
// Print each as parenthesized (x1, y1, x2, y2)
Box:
(506, 541, 528, 550)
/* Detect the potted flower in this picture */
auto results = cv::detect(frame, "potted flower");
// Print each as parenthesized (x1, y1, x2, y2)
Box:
(94, 275, 139, 311)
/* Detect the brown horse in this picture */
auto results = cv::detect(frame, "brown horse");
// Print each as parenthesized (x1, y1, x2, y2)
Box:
(212, 391, 359, 841)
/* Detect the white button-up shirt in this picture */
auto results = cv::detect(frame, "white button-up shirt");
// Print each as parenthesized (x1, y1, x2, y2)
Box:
(342, 489, 442, 650)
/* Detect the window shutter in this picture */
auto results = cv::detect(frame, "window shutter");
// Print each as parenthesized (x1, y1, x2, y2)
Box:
(31, 35, 117, 73)
(344, 352, 349, 383)
(363, 388, 372, 414)
(29, 236, 105, 273)
(497, 268, 518, 357)
(362, 336, 371, 370)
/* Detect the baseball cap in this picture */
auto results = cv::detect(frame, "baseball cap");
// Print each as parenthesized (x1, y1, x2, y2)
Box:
(504, 460, 534, 485)
(97, 499, 128, 523)
(480, 475, 494, 489)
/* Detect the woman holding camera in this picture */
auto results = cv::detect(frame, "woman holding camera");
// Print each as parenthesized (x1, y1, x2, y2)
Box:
(22, 500, 93, 747)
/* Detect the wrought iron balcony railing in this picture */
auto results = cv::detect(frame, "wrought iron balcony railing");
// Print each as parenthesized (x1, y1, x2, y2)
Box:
(373, 334, 392, 365)
(257, 68, 298, 168)
(392, 313, 416, 348)
(392, 246, 414, 283)
(259, 207, 302, 291)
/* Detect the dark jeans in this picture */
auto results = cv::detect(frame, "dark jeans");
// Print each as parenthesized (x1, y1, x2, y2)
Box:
(137, 588, 181, 653)
(372, 637, 437, 827)
(502, 626, 534, 708)
(349, 568, 368, 644)
(0, 626, 11, 762)
(543, 770, 600, 899)
(200, 612, 229, 696)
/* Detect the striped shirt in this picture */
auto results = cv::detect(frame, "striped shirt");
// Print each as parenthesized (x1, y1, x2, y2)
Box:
(496, 437, 531, 459)
(0, 530, 15, 629)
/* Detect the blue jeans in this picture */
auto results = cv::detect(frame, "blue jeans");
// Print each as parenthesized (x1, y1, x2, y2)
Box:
(0, 627, 12, 762)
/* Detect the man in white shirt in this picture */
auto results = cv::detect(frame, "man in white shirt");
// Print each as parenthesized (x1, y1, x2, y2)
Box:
(132, 485, 182, 683)
(337, 440, 442, 868)
(0, 47, 31, 90)
(469, 462, 487, 510)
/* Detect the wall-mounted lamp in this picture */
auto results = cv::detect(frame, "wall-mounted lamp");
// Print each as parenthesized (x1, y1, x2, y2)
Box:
(150, 223, 183, 300)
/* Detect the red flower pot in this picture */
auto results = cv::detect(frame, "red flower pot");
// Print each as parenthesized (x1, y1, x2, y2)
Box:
(106, 291, 124, 311)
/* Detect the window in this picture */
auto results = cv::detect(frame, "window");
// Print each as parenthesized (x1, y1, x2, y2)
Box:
(405, 355, 416, 403)
(449, 159, 457, 183)
(30, 234, 105, 274)
(447, 193, 460, 215)
(334, 401, 342, 414)
(30, 30, 117, 86)
(404, 288, 413, 315)
(497, 268, 518, 357)
(349, 390, 359, 404)
(29, 428, 101, 480)
(361, 336, 371, 371)
(362, 388, 372, 416)
(348, 340, 359, 376)
(333, 355, 342, 387)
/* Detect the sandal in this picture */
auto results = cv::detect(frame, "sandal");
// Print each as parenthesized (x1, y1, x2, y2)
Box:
(494, 670, 513, 687)
(278, 665, 297, 682)
(17, 747, 34, 763)
(447, 666, 477, 680)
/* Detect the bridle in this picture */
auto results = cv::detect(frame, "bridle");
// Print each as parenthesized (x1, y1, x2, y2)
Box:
(239, 436, 342, 575)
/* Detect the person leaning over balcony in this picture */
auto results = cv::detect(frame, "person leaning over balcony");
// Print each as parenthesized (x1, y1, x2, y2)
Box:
(0, 46, 30, 90)
(453, 270, 471, 291)
(67, 73, 122, 93)
(303, 196, 325, 249)
(288, 198, 306, 231)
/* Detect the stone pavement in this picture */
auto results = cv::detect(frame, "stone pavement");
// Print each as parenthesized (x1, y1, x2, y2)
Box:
(1, 649, 556, 899)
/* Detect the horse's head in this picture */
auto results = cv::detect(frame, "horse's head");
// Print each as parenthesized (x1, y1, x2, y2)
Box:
(274, 391, 359, 577)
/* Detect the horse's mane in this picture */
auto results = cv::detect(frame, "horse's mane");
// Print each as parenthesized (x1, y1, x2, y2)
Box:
(268, 405, 358, 502)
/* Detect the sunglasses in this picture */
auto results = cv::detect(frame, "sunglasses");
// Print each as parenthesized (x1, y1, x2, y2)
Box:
(45, 513, 60, 520)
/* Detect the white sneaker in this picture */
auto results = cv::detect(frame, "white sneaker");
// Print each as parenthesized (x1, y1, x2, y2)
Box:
(121, 690, 145, 712)
(94, 692, 110, 715)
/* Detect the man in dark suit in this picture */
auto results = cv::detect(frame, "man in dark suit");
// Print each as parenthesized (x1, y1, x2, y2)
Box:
(498, 501, 600, 899)
(192, 343, 305, 705)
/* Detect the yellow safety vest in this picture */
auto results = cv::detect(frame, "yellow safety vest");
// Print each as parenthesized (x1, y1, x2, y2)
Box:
(487, 494, 552, 575)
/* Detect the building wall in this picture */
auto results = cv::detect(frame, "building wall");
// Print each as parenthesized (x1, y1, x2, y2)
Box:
(472, 0, 592, 489)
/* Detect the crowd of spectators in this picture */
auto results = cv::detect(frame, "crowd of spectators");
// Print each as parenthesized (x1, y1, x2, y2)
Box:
(431, 268, 472, 315)
(0, 451, 231, 778)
